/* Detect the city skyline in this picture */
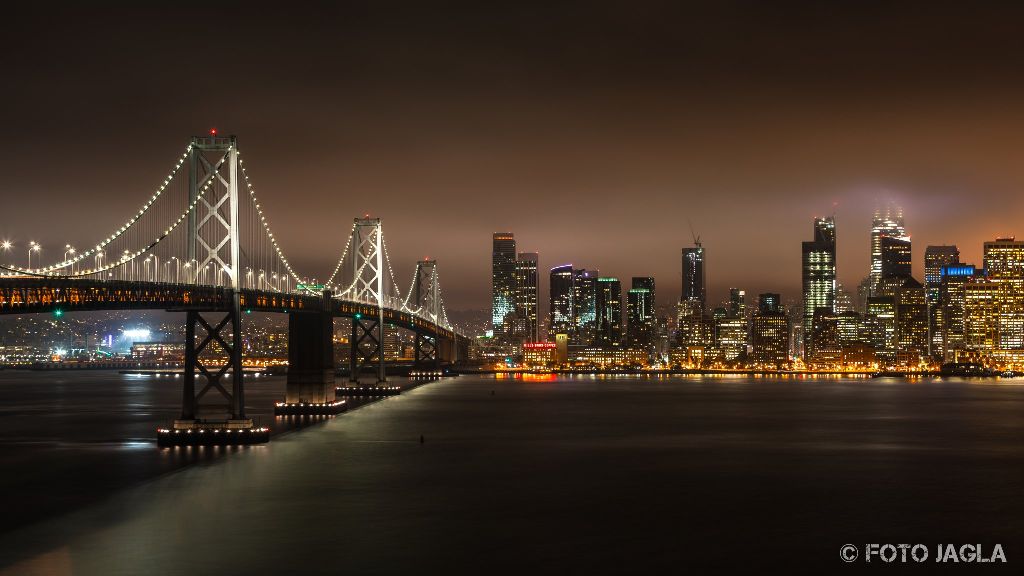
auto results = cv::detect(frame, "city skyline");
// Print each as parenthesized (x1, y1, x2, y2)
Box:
(4, 4, 1024, 310)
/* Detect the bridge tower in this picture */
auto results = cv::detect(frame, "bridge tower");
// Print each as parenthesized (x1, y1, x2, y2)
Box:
(177, 134, 250, 429)
(348, 217, 387, 384)
(411, 260, 440, 370)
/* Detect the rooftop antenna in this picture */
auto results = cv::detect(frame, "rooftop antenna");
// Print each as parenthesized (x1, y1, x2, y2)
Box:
(687, 219, 701, 247)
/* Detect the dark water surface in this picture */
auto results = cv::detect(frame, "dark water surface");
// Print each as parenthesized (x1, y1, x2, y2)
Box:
(1, 373, 1022, 574)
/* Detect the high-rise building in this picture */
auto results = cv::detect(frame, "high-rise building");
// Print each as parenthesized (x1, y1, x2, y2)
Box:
(627, 277, 656, 350)
(714, 315, 747, 362)
(549, 264, 575, 340)
(801, 216, 836, 359)
(573, 269, 598, 345)
(879, 235, 912, 280)
(681, 243, 706, 307)
(924, 245, 960, 304)
(870, 203, 907, 291)
(727, 287, 746, 317)
(513, 253, 539, 342)
(964, 279, 1000, 352)
(938, 264, 981, 360)
(595, 277, 623, 347)
(983, 237, 1024, 349)
(491, 233, 517, 338)
(751, 293, 789, 366)
(893, 277, 928, 364)
(924, 245, 960, 359)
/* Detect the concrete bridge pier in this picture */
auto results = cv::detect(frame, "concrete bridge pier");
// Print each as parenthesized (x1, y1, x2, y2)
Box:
(276, 292, 344, 415)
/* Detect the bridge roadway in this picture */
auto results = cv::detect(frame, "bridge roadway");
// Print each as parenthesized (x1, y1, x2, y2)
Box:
(0, 276, 460, 343)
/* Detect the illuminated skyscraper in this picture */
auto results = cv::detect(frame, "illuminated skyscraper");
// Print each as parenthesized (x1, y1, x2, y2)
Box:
(939, 264, 981, 360)
(549, 264, 575, 339)
(491, 233, 516, 338)
(595, 277, 623, 347)
(573, 269, 598, 345)
(870, 203, 908, 291)
(924, 245, 959, 358)
(983, 237, 1024, 349)
(727, 287, 746, 318)
(879, 235, 912, 280)
(801, 216, 836, 359)
(627, 277, 656, 350)
(751, 293, 789, 366)
(924, 246, 960, 303)
(681, 242, 706, 308)
(513, 253, 539, 342)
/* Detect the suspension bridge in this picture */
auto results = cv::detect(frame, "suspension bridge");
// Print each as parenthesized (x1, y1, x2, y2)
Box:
(0, 133, 469, 445)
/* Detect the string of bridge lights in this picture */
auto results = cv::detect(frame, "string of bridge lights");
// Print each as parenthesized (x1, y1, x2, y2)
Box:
(1, 145, 194, 275)
(324, 221, 357, 290)
(238, 151, 303, 285)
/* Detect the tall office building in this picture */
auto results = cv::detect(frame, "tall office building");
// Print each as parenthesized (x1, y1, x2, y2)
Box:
(549, 264, 575, 339)
(751, 293, 789, 365)
(939, 264, 981, 360)
(983, 237, 1024, 349)
(870, 203, 908, 291)
(727, 287, 746, 318)
(513, 253, 539, 342)
(491, 233, 517, 338)
(879, 235, 912, 280)
(681, 242, 706, 307)
(573, 269, 598, 345)
(595, 277, 623, 347)
(627, 277, 656, 350)
(924, 245, 960, 358)
(924, 245, 960, 304)
(801, 216, 836, 359)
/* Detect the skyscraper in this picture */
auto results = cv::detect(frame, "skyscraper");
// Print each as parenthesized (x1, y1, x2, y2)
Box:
(924, 245, 960, 304)
(681, 242, 706, 307)
(491, 233, 516, 338)
(549, 264, 575, 340)
(513, 253, 539, 342)
(627, 277, 656, 350)
(595, 277, 623, 347)
(573, 269, 598, 345)
(983, 237, 1024, 349)
(870, 203, 907, 291)
(939, 264, 981, 360)
(879, 235, 912, 279)
(727, 287, 746, 318)
(801, 216, 836, 359)
(924, 245, 960, 359)
(751, 293, 789, 366)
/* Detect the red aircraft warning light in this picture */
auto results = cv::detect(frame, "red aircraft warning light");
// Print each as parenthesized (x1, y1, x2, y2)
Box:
(210, 128, 218, 136)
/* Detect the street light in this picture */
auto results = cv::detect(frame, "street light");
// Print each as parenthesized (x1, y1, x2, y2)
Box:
(64, 245, 76, 274)
(28, 242, 40, 269)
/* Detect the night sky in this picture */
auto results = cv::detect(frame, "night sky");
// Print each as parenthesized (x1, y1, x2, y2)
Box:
(3, 2, 1024, 310)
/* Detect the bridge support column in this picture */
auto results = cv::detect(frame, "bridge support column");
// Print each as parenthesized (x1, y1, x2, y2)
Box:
(413, 331, 439, 375)
(278, 303, 343, 415)
(349, 314, 386, 385)
(159, 291, 268, 446)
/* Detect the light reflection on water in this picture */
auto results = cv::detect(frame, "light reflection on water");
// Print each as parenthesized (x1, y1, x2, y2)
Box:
(1, 374, 1023, 574)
